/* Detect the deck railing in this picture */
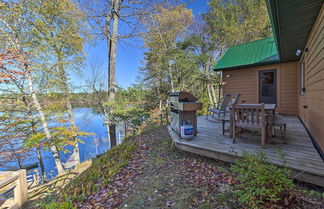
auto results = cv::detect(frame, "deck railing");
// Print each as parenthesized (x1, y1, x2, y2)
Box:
(0, 170, 28, 209)
(26, 169, 40, 189)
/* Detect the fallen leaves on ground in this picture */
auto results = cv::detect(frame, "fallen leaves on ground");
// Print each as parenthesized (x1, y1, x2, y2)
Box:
(33, 127, 324, 209)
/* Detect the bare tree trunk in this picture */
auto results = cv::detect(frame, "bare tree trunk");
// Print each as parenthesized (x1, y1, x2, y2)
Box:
(36, 146, 46, 182)
(105, 120, 110, 140)
(204, 65, 214, 105)
(105, 10, 112, 99)
(109, 124, 117, 147)
(21, 96, 47, 182)
(168, 63, 175, 92)
(159, 98, 163, 113)
(66, 100, 80, 164)
(207, 84, 213, 104)
(26, 69, 65, 176)
(8, 142, 22, 169)
(210, 84, 217, 104)
(165, 108, 169, 123)
(108, 108, 117, 148)
(124, 121, 127, 138)
(107, 0, 120, 148)
(108, 0, 119, 100)
(97, 0, 114, 148)
(57, 55, 81, 165)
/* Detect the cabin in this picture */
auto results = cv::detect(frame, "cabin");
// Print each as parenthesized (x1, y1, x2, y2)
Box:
(214, 1, 324, 160)
(168, 0, 324, 187)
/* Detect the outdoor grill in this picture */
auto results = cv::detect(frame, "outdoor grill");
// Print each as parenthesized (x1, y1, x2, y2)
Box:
(169, 92, 203, 136)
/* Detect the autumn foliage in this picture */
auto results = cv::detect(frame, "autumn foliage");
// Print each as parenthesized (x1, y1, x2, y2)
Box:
(0, 49, 29, 84)
(0, 112, 31, 168)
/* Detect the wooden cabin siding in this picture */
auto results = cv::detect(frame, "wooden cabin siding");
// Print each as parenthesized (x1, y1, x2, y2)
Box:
(222, 62, 298, 115)
(278, 62, 299, 115)
(299, 5, 324, 153)
(222, 67, 258, 104)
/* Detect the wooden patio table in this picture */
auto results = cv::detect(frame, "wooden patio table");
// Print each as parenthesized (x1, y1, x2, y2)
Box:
(228, 104, 276, 144)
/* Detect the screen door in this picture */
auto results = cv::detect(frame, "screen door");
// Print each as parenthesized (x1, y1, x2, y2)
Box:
(259, 69, 277, 104)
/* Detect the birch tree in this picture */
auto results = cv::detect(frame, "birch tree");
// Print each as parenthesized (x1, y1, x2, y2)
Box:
(30, 0, 88, 164)
(0, 1, 66, 175)
(1, 83, 48, 181)
(182, 18, 220, 104)
(0, 49, 66, 175)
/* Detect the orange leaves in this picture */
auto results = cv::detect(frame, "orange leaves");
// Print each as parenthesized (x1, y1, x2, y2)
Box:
(7, 69, 25, 75)
(0, 49, 30, 84)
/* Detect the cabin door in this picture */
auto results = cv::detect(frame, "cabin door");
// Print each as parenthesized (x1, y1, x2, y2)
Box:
(259, 69, 277, 104)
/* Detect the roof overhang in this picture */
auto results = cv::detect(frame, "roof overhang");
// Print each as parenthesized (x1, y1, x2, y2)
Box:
(266, 0, 323, 62)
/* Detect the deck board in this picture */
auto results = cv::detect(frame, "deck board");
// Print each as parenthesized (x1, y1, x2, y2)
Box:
(168, 116, 324, 187)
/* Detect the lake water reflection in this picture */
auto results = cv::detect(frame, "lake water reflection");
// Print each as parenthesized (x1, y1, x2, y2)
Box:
(0, 108, 124, 179)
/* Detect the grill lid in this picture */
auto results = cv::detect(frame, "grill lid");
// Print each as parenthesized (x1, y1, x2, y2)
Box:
(169, 92, 198, 102)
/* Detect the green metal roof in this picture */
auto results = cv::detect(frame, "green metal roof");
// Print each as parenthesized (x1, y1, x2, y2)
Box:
(214, 37, 279, 71)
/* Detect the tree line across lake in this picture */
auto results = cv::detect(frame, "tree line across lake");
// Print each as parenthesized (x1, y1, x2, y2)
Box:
(0, 0, 271, 183)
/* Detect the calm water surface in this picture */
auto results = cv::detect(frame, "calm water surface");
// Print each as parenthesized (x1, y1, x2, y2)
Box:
(0, 108, 124, 179)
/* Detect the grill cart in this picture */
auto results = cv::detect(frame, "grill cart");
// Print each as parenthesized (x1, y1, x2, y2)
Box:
(169, 92, 203, 137)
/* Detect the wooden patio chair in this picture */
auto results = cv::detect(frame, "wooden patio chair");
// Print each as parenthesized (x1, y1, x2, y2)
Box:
(272, 114, 287, 143)
(206, 93, 231, 121)
(232, 104, 267, 148)
(221, 94, 240, 135)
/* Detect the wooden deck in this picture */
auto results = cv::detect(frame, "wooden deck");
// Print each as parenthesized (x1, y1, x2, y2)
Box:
(168, 116, 324, 187)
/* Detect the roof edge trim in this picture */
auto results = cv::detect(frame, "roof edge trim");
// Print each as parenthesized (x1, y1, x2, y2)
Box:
(213, 60, 280, 71)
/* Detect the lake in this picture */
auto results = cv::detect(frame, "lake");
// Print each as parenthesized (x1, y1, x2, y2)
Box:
(0, 108, 124, 179)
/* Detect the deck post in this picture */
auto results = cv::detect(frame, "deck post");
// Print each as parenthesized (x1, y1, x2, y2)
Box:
(13, 170, 28, 208)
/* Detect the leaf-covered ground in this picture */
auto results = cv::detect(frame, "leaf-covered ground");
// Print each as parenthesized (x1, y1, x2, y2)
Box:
(75, 127, 324, 209)
(118, 128, 237, 209)
(28, 126, 324, 209)
(73, 127, 237, 209)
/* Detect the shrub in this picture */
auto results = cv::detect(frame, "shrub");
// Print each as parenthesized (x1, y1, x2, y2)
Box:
(231, 152, 294, 208)
(40, 201, 75, 209)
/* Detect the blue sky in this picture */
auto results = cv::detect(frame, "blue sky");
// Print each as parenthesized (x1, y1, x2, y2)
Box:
(73, 0, 210, 89)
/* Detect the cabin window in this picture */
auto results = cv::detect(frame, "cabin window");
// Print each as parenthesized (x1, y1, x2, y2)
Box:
(300, 61, 305, 95)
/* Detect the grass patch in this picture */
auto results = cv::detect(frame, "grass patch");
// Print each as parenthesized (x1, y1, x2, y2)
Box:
(36, 198, 75, 209)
